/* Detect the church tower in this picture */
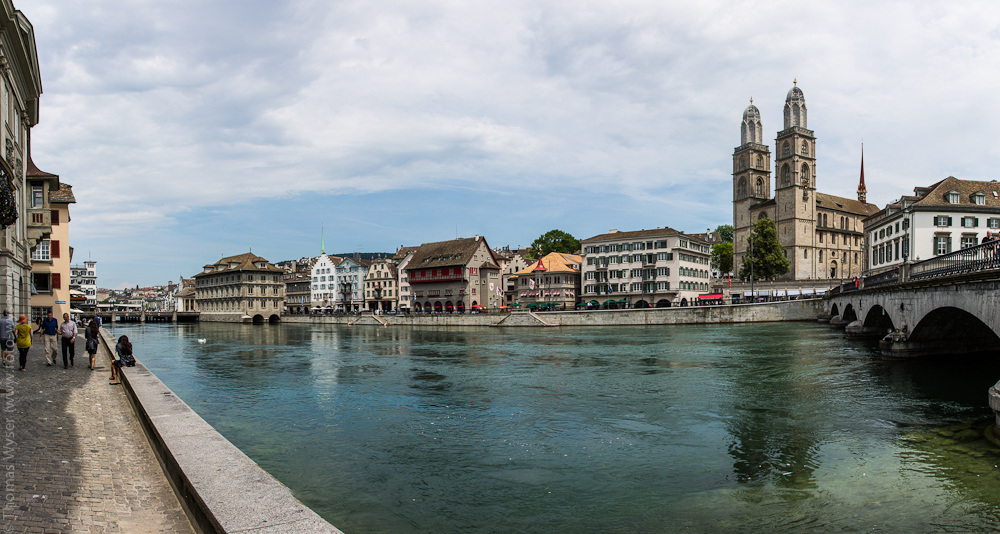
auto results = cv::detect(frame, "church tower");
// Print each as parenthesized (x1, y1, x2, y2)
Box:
(772, 80, 816, 279)
(732, 99, 771, 274)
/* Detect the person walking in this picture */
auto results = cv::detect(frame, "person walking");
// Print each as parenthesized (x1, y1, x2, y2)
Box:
(84, 319, 100, 370)
(40, 311, 59, 366)
(0, 310, 14, 369)
(15, 315, 31, 371)
(59, 313, 78, 369)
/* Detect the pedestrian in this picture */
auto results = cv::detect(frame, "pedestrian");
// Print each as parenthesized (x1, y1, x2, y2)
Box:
(0, 310, 14, 368)
(40, 311, 59, 366)
(14, 315, 31, 371)
(84, 319, 100, 370)
(110, 335, 135, 385)
(59, 313, 78, 368)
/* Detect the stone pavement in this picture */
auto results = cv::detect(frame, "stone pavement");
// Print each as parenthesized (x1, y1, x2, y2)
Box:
(0, 334, 196, 533)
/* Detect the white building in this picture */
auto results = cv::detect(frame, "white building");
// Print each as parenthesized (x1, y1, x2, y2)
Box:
(310, 253, 342, 309)
(335, 257, 370, 311)
(864, 177, 1000, 274)
(394, 246, 417, 311)
(70, 260, 97, 309)
(580, 227, 712, 308)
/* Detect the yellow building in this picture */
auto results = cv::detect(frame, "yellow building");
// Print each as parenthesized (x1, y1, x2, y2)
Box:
(27, 158, 73, 320)
(509, 252, 582, 310)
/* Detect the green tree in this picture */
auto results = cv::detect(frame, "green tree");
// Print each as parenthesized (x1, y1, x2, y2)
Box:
(711, 241, 734, 275)
(737, 218, 789, 280)
(715, 224, 734, 243)
(528, 229, 580, 259)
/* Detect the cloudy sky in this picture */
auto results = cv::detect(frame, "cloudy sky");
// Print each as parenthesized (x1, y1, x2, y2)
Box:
(25, 0, 1000, 288)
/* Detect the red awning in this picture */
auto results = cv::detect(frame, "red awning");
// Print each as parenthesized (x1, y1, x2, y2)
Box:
(697, 294, 724, 300)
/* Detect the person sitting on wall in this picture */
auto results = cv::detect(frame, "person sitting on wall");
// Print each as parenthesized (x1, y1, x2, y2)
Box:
(109, 335, 136, 385)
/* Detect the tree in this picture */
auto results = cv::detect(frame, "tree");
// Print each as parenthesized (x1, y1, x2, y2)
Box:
(528, 230, 580, 259)
(715, 224, 734, 243)
(737, 218, 789, 281)
(711, 241, 734, 275)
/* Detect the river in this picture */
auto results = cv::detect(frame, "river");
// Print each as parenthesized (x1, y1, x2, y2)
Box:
(109, 321, 1000, 533)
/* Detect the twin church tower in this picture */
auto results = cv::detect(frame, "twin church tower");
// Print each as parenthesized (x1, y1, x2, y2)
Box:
(732, 81, 877, 281)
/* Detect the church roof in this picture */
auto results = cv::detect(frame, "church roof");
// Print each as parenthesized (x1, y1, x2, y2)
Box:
(815, 192, 880, 216)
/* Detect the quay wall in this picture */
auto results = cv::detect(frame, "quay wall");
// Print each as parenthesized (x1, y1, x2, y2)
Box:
(98, 329, 343, 534)
(283, 298, 825, 327)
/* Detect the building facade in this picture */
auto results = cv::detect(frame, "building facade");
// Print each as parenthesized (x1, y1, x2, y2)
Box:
(335, 257, 369, 311)
(309, 253, 342, 310)
(508, 252, 581, 309)
(193, 252, 284, 323)
(394, 246, 417, 311)
(864, 177, 1000, 274)
(0, 6, 41, 317)
(580, 228, 711, 307)
(733, 82, 879, 282)
(406, 236, 503, 313)
(72, 261, 99, 309)
(364, 258, 398, 312)
(28, 162, 72, 320)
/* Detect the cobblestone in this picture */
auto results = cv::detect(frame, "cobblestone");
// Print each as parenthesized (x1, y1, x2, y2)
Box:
(0, 335, 196, 533)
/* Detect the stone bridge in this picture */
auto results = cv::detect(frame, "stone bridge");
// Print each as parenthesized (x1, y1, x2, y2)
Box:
(824, 238, 1000, 428)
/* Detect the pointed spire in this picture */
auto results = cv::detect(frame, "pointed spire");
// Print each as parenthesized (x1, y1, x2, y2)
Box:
(857, 143, 868, 204)
(321, 224, 326, 255)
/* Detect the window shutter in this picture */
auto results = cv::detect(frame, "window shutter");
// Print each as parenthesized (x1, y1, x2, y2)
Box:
(51, 240, 60, 258)
(975, 218, 980, 227)
(932, 236, 937, 255)
(51, 210, 59, 225)
(947, 236, 953, 253)
(52, 273, 61, 290)
(948, 217, 953, 226)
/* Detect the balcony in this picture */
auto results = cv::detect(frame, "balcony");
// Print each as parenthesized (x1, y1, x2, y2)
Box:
(26, 208, 52, 247)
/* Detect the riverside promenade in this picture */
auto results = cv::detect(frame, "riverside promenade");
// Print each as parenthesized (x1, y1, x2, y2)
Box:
(1, 334, 195, 533)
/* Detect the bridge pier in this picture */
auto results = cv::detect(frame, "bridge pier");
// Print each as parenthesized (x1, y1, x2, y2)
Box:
(878, 335, 999, 360)
(844, 320, 885, 340)
(829, 314, 849, 327)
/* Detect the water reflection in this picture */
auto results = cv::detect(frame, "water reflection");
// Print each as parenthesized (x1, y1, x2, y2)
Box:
(109, 321, 1000, 534)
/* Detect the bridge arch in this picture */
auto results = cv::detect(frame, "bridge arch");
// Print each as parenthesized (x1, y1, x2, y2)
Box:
(907, 306, 1000, 357)
(830, 303, 840, 317)
(252, 314, 265, 324)
(841, 304, 858, 323)
(268, 314, 280, 324)
(862, 304, 895, 335)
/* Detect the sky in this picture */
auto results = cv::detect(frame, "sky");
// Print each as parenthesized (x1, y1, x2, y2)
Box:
(23, 0, 1000, 289)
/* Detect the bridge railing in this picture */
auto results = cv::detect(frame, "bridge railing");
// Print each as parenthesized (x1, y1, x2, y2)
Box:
(910, 240, 1000, 281)
(864, 267, 900, 288)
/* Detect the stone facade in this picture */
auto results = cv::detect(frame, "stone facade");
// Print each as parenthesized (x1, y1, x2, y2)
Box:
(733, 82, 878, 282)
(406, 235, 503, 313)
(193, 252, 284, 322)
(364, 258, 398, 312)
(580, 228, 711, 307)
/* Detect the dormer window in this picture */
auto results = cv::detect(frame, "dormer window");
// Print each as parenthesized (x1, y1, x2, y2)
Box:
(947, 190, 960, 204)
(973, 191, 986, 205)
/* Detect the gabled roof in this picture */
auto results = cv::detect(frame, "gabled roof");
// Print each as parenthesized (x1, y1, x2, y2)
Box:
(408, 236, 498, 269)
(582, 227, 686, 243)
(513, 252, 582, 276)
(194, 252, 282, 277)
(908, 176, 1000, 209)
(815, 192, 880, 216)
(393, 246, 418, 261)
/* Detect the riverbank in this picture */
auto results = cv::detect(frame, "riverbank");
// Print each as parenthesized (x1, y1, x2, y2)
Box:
(283, 298, 825, 327)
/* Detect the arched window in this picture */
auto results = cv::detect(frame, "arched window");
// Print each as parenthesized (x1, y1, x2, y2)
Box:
(823, 213, 828, 227)
(800, 163, 810, 187)
(738, 177, 747, 198)
(801, 141, 808, 155)
(783, 142, 790, 156)
(755, 178, 764, 196)
(756, 155, 763, 168)
(758, 212, 768, 220)
(740, 156, 746, 169)
(782, 165, 791, 186)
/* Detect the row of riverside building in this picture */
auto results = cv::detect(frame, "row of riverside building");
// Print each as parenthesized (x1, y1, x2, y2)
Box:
(176, 80, 1000, 322)
(178, 228, 719, 322)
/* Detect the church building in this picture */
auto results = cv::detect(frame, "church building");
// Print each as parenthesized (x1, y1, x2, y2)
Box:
(732, 82, 879, 281)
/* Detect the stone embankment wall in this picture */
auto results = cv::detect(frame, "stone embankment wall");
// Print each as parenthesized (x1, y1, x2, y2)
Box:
(283, 299, 825, 327)
(99, 329, 343, 534)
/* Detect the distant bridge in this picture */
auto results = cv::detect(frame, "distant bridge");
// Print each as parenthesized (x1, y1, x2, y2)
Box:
(80, 310, 200, 323)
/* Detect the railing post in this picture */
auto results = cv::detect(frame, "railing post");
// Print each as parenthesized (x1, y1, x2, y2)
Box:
(900, 262, 909, 283)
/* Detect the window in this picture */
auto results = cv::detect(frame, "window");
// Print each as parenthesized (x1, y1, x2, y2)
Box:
(947, 191, 960, 204)
(989, 218, 1000, 229)
(961, 216, 978, 228)
(31, 185, 43, 208)
(935, 235, 952, 255)
(32, 240, 50, 261)
(961, 236, 978, 249)
(934, 216, 952, 227)
(973, 192, 986, 205)
(801, 141, 809, 155)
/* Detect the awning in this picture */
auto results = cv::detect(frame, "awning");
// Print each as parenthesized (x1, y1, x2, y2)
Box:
(604, 300, 617, 305)
(472, 304, 485, 307)
(698, 294, 724, 300)
(759, 290, 771, 296)
(590, 300, 600, 305)
(787, 289, 801, 296)
(509, 303, 521, 307)
(526, 303, 538, 308)
(743, 291, 754, 296)
(617, 300, 627, 304)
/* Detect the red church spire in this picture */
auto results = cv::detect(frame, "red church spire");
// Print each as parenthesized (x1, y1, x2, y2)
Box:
(857, 144, 867, 204)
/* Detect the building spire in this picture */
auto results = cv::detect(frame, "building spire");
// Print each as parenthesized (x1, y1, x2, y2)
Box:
(857, 143, 868, 204)
(321, 223, 326, 255)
